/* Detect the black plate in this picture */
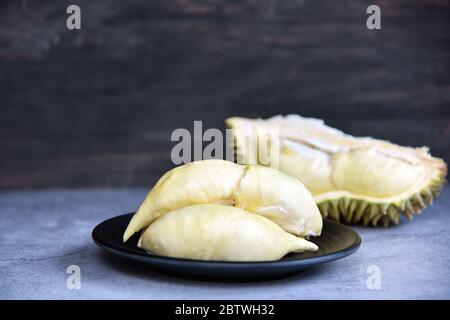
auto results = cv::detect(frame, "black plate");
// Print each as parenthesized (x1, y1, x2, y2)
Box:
(92, 213, 361, 281)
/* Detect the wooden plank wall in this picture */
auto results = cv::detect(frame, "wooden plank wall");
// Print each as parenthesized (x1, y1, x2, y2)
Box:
(0, 0, 449, 189)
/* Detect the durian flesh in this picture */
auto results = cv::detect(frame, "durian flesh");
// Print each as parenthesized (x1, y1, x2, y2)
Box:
(123, 159, 322, 241)
(226, 115, 447, 227)
(139, 204, 318, 261)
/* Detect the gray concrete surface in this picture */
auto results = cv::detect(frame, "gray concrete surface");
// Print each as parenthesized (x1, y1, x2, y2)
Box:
(0, 188, 449, 299)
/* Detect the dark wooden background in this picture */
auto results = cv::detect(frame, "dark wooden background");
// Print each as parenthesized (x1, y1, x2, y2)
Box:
(1, 0, 449, 189)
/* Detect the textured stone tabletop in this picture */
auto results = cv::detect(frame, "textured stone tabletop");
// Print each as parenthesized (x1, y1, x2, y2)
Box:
(1, 188, 449, 299)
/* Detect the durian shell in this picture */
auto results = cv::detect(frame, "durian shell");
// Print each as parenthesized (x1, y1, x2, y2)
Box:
(226, 115, 447, 227)
(317, 171, 446, 227)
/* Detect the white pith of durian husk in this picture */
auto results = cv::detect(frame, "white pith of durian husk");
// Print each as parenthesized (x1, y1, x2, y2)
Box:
(123, 159, 322, 242)
(139, 204, 318, 262)
(226, 115, 447, 227)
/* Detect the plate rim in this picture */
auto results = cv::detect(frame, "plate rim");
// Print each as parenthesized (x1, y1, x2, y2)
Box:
(92, 213, 361, 267)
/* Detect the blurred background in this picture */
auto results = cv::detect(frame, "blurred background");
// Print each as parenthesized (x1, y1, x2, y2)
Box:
(0, 0, 449, 190)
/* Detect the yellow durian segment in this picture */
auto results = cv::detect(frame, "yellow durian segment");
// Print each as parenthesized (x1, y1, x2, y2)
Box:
(123, 160, 244, 241)
(332, 149, 425, 198)
(139, 204, 318, 261)
(279, 142, 335, 195)
(123, 159, 322, 241)
(236, 165, 322, 236)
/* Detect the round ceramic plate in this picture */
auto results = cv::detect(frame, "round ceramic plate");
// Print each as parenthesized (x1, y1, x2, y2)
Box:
(93, 213, 361, 281)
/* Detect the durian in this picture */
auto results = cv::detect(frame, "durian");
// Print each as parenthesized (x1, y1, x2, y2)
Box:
(139, 204, 318, 261)
(226, 115, 447, 227)
(123, 159, 322, 241)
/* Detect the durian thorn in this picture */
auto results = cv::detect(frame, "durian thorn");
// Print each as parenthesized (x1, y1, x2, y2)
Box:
(420, 188, 433, 205)
(387, 206, 398, 221)
(342, 211, 352, 224)
(396, 200, 407, 212)
(382, 215, 391, 227)
(362, 213, 370, 227)
(371, 214, 382, 227)
(338, 199, 347, 217)
(379, 203, 388, 215)
(318, 202, 329, 218)
(414, 194, 425, 209)
(368, 205, 378, 219)
(343, 197, 351, 210)
(421, 187, 433, 199)
(345, 200, 357, 223)
(331, 199, 339, 210)
(329, 205, 340, 222)
(354, 201, 368, 222)
(348, 200, 358, 215)
(362, 209, 371, 226)
(404, 201, 414, 220)
(405, 200, 414, 217)
(394, 213, 400, 224)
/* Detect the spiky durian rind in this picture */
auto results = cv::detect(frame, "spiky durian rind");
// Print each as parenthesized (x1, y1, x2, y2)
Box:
(317, 172, 446, 227)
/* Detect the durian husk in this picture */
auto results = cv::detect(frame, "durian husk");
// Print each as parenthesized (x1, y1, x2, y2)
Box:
(226, 115, 447, 227)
